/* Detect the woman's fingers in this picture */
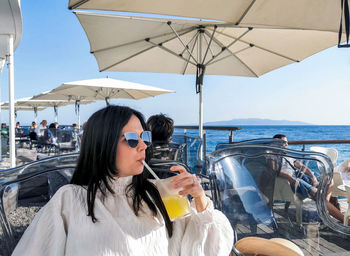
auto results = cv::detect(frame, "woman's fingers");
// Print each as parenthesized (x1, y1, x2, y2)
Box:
(169, 165, 204, 198)
(179, 182, 205, 198)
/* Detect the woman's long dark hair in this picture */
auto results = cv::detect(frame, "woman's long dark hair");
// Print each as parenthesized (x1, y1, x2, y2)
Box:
(71, 105, 173, 236)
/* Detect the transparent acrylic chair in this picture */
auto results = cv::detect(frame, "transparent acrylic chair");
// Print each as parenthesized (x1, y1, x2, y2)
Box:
(0, 153, 79, 255)
(206, 142, 350, 256)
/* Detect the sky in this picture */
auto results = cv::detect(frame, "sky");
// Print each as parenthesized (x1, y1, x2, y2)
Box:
(1, 0, 350, 126)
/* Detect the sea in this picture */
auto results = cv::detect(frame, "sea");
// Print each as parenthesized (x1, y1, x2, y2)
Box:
(174, 125, 350, 165)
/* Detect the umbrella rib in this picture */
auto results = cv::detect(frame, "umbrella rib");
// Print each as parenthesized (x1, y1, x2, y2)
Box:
(93, 28, 194, 54)
(100, 45, 156, 71)
(68, 0, 88, 9)
(180, 29, 198, 56)
(146, 39, 197, 66)
(214, 29, 299, 62)
(182, 31, 200, 75)
(100, 27, 196, 71)
(209, 45, 251, 65)
(235, 0, 257, 25)
(167, 21, 198, 64)
(202, 25, 217, 64)
(208, 34, 259, 77)
(124, 89, 142, 100)
(205, 28, 251, 66)
(202, 31, 215, 58)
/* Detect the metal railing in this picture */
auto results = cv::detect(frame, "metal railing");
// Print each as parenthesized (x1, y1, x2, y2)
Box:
(175, 125, 242, 156)
(288, 139, 350, 150)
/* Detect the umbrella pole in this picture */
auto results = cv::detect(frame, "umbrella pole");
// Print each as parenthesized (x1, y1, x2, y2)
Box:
(8, 34, 16, 167)
(54, 105, 58, 123)
(78, 104, 81, 131)
(34, 107, 38, 124)
(196, 64, 206, 161)
(75, 100, 81, 130)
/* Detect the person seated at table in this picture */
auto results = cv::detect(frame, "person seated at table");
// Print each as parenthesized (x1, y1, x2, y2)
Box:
(273, 134, 346, 223)
(36, 120, 47, 137)
(29, 122, 38, 141)
(1, 123, 8, 137)
(12, 105, 234, 255)
(146, 114, 183, 161)
(47, 123, 57, 145)
(29, 121, 37, 132)
(15, 121, 25, 137)
(335, 158, 350, 185)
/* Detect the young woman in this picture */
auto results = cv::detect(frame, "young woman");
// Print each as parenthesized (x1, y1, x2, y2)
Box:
(13, 105, 233, 255)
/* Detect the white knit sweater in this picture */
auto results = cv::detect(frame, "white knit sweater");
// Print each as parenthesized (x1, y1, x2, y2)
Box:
(12, 176, 234, 256)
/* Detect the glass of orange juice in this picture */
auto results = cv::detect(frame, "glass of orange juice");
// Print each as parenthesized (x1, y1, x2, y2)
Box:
(155, 177, 191, 221)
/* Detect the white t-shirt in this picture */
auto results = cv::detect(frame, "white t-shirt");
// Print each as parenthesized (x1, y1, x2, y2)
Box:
(35, 124, 46, 137)
(13, 176, 234, 256)
(335, 158, 350, 186)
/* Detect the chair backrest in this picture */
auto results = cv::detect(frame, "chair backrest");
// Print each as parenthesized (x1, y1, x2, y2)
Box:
(207, 145, 283, 232)
(0, 153, 79, 255)
(215, 138, 285, 151)
(170, 134, 202, 174)
(151, 141, 186, 162)
(56, 130, 74, 143)
(310, 146, 338, 167)
(206, 144, 350, 237)
(56, 130, 76, 152)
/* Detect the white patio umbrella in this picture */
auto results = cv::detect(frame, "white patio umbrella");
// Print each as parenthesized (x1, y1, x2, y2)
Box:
(31, 91, 95, 129)
(1, 97, 91, 124)
(0, 103, 46, 122)
(32, 78, 174, 127)
(0, 0, 22, 167)
(73, 12, 343, 139)
(68, 0, 350, 47)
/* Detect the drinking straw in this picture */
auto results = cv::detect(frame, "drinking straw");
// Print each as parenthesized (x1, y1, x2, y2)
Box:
(142, 160, 160, 180)
(142, 160, 172, 194)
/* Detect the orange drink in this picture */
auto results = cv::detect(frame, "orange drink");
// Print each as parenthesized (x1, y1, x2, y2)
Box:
(161, 194, 191, 220)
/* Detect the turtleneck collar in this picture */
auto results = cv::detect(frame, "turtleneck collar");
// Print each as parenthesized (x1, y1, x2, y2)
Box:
(110, 176, 133, 195)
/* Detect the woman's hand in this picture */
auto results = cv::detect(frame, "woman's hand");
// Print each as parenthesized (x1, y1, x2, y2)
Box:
(170, 165, 208, 213)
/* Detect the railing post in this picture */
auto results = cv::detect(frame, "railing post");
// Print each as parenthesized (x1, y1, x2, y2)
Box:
(203, 130, 207, 157)
(229, 130, 233, 143)
(184, 129, 188, 164)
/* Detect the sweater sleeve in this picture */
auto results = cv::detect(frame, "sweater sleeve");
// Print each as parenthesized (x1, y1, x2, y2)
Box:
(12, 186, 71, 256)
(169, 198, 234, 256)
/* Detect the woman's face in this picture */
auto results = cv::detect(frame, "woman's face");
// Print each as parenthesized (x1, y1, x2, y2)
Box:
(116, 115, 147, 177)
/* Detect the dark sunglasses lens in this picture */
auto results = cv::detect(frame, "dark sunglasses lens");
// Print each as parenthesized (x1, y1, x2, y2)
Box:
(124, 133, 139, 148)
(127, 139, 139, 148)
(142, 131, 152, 147)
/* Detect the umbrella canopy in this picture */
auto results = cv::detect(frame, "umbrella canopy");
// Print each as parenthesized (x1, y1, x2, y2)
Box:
(1, 97, 92, 123)
(33, 77, 174, 104)
(68, 0, 349, 38)
(0, 102, 46, 122)
(32, 78, 173, 127)
(73, 11, 342, 138)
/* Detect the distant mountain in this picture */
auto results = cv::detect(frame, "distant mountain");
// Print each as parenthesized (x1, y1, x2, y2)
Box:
(204, 118, 311, 126)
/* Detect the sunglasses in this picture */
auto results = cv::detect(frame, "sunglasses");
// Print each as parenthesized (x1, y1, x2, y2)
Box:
(123, 131, 152, 148)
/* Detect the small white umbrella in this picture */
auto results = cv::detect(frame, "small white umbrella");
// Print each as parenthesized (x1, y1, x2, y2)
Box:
(1, 97, 92, 124)
(31, 92, 95, 128)
(32, 78, 173, 127)
(39, 77, 174, 104)
(0, 103, 46, 123)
